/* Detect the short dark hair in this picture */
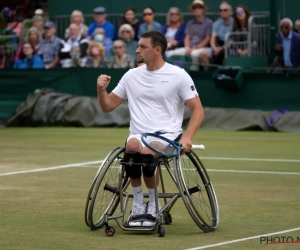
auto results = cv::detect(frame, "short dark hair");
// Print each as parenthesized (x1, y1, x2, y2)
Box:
(140, 31, 167, 55)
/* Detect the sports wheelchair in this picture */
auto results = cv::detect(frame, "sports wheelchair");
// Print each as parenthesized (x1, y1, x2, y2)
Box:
(84, 144, 219, 237)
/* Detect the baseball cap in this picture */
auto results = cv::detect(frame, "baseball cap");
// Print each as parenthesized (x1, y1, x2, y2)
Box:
(44, 21, 56, 29)
(93, 6, 106, 14)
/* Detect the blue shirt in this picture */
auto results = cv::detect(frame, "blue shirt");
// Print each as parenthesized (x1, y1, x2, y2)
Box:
(13, 55, 44, 69)
(281, 32, 293, 67)
(138, 21, 162, 39)
(88, 21, 115, 40)
(212, 17, 233, 41)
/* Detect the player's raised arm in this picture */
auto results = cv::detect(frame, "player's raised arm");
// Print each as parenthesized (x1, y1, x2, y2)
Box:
(97, 74, 125, 113)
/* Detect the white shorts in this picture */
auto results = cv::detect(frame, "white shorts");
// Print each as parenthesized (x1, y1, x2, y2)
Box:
(127, 133, 181, 147)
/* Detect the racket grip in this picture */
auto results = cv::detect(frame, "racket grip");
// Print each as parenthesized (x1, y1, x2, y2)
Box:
(192, 144, 205, 150)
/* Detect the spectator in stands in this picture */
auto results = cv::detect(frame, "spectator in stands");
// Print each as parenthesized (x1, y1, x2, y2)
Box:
(167, 0, 213, 71)
(294, 20, 300, 34)
(14, 27, 42, 61)
(201, 1, 233, 69)
(38, 21, 62, 69)
(31, 15, 44, 38)
(117, 24, 138, 58)
(59, 23, 89, 68)
(7, 7, 23, 38)
(162, 7, 186, 58)
(0, 43, 13, 69)
(271, 18, 300, 73)
(117, 8, 140, 41)
(230, 5, 251, 57)
(92, 28, 113, 58)
(88, 7, 115, 40)
(85, 41, 107, 68)
(0, 9, 17, 45)
(64, 10, 88, 39)
(13, 42, 44, 69)
(138, 7, 162, 39)
(106, 40, 135, 69)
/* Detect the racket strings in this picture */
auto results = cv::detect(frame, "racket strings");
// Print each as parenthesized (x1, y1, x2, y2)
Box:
(146, 136, 179, 157)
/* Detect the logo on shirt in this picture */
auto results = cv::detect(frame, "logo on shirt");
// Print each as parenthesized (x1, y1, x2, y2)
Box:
(191, 85, 195, 91)
(161, 81, 169, 83)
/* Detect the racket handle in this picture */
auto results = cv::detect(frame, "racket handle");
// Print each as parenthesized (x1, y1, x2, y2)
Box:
(192, 144, 205, 150)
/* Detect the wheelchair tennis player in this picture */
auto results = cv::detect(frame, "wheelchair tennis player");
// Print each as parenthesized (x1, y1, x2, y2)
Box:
(97, 31, 204, 227)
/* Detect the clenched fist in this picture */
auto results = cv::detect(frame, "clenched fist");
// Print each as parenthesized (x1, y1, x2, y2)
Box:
(97, 75, 111, 93)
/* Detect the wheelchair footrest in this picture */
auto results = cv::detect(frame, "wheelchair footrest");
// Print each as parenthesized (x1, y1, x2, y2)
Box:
(130, 214, 156, 222)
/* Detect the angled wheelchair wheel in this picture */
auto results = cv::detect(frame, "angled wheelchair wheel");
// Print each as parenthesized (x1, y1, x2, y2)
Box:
(85, 146, 129, 230)
(174, 150, 220, 232)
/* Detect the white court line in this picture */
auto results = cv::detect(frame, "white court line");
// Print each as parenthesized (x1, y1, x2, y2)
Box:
(201, 156, 300, 163)
(0, 160, 103, 177)
(1, 155, 300, 177)
(184, 227, 300, 250)
(207, 169, 300, 175)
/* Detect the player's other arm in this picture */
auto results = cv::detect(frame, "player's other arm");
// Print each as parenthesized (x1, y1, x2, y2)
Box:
(97, 75, 125, 113)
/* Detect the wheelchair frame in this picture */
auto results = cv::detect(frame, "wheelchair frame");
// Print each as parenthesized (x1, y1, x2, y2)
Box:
(85, 146, 219, 237)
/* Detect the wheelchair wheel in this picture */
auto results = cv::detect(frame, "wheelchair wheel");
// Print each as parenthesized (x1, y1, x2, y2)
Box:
(85, 146, 129, 230)
(174, 150, 220, 232)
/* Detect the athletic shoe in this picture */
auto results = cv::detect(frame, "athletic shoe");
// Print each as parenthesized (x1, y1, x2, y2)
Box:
(128, 203, 146, 226)
(143, 203, 161, 226)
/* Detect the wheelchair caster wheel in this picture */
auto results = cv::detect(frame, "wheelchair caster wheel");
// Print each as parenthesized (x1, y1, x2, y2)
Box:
(165, 213, 172, 225)
(105, 226, 116, 237)
(157, 226, 165, 237)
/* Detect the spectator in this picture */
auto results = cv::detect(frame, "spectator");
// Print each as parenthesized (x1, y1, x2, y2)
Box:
(13, 42, 44, 69)
(7, 7, 23, 38)
(117, 24, 138, 58)
(117, 7, 140, 41)
(0, 43, 13, 69)
(138, 7, 162, 39)
(231, 5, 251, 57)
(168, 0, 213, 71)
(92, 28, 113, 58)
(31, 15, 44, 38)
(14, 27, 42, 61)
(85, 41, 107, 68)
(162, 7, 186, 58)
(201, 1, 233, 69)
(294, 20, 300, 34)
(38, 21, 62, 69)
(0, 10, 17, 45)
(87, 7, 115, 40)
(64, 10, 88, 39)
(272, 18, 300, 72)
(59, 23, 89, 68)
(106, 40, 135, 68)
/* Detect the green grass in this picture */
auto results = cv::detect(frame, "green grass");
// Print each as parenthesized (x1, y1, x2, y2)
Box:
(1, 128, 300, 250)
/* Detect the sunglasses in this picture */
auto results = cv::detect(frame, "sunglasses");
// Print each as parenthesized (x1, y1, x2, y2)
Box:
(280, 25, 290, 30)
(122, 30, 130, 33)
(170, 12, 179, 16)
(192, 5, 204, 10)
(143, 13, 153, 16)
(235, 9, 245, 14)
(114, 46, 123, 49)
(220, 9, 229, 12)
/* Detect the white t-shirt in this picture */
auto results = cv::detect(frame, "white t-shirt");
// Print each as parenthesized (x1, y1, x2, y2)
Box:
(112, 62, 198, 135)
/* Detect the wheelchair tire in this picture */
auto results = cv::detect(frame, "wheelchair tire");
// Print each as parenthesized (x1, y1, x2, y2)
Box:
(85, 146, 129, 230)
(174, 150, 220, 232)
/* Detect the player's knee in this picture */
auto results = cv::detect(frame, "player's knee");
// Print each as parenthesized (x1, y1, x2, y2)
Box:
(122, 151, 142, 179)
(126, 138, 142, 152)
(141, 154, 159, 178)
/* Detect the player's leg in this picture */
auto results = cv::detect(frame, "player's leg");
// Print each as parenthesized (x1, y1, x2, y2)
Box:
(124, 137, 146, 226)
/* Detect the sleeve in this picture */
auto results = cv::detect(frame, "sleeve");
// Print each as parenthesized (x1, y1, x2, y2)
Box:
(111, 70, 131, 100)
(33, 55, 44, 69)
(13, 60, 20, 69)
(176, 23, 186, 47)
(87, 24, 94, 37)
(205, 20, 213, 37)
(178, 69, 198, 101)
(212, 21, 218, 33)
(184, 22, 190, 35)
(106, 23, 115, 40)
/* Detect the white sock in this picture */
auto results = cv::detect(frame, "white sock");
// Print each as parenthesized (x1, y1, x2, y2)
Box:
(148, 188, 156, 204)
(133, 186, 143, 205)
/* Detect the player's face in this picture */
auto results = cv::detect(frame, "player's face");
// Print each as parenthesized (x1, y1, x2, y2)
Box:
(136, 37, 156, 64)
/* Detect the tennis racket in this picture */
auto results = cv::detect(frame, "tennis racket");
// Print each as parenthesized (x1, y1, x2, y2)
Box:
(141, 133, 205, 158)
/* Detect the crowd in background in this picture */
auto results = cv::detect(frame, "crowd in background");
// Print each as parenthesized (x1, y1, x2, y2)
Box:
(0, 0, 300, 72)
